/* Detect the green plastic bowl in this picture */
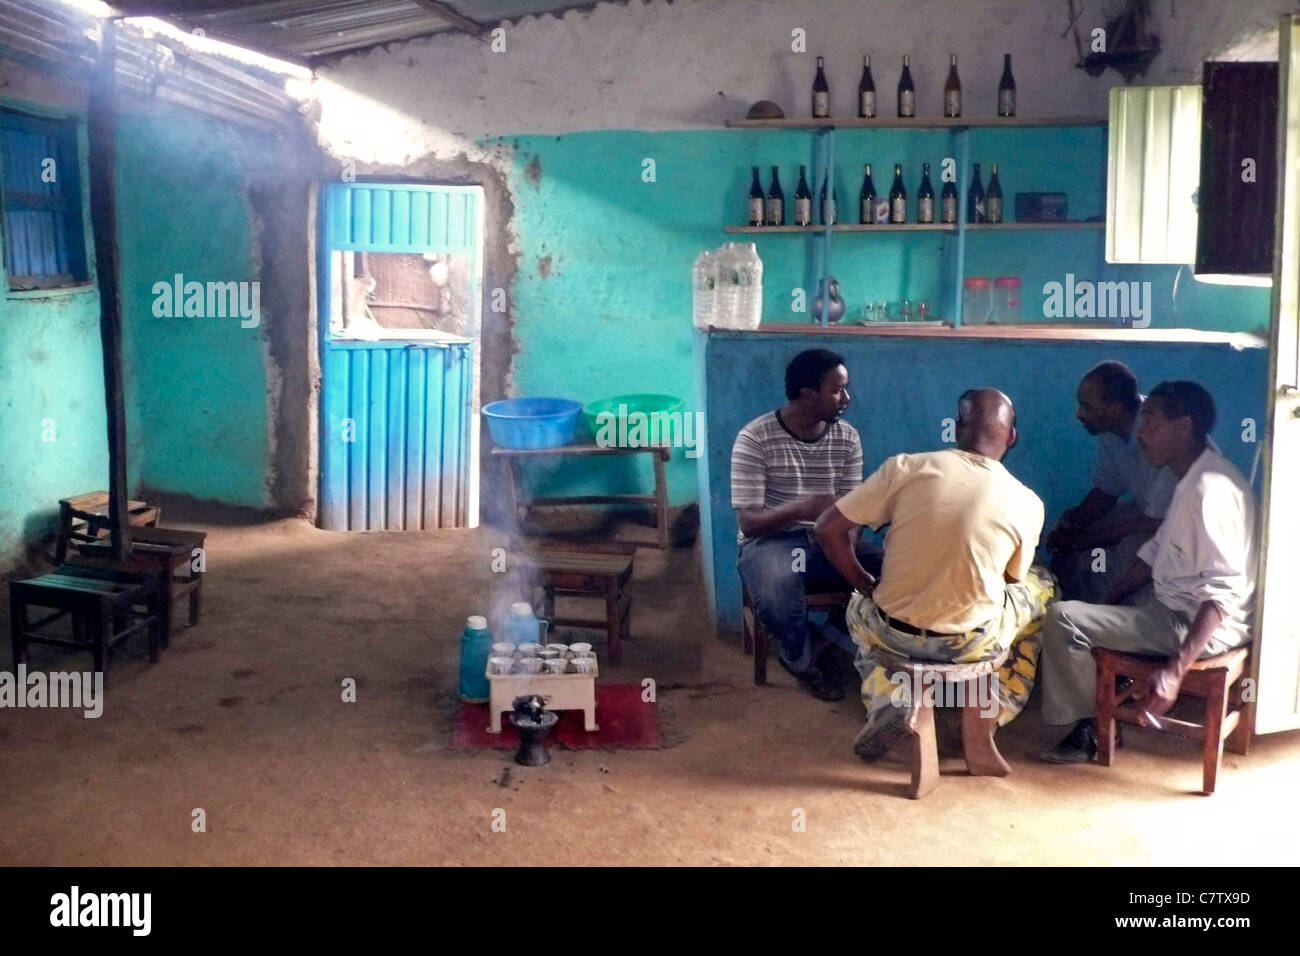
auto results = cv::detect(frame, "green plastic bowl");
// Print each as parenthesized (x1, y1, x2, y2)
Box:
(584, 394, 685, 441)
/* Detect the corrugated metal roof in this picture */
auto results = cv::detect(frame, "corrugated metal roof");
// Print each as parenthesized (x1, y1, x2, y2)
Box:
(108, 0, 610, 62)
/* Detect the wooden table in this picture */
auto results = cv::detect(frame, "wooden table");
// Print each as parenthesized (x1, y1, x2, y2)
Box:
(492, 444, 671, 549)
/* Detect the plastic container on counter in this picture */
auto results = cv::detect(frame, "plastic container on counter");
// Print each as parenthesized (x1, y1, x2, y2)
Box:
(994, 276, 1022, 323)
(962, 276, 994, 326)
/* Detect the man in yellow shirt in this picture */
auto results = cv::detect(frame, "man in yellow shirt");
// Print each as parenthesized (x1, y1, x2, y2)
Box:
(815, 389, 1058, 759)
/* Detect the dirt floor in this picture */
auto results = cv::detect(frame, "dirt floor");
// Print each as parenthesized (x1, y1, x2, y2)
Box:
(1, 515, 1298, 866)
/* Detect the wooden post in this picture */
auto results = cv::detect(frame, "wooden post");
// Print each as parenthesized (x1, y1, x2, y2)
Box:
(86, 19, 131, 562)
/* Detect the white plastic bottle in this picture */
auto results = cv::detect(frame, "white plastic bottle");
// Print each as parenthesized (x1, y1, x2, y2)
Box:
(736, 242, 763, 330)
(692, 249, 717, 329)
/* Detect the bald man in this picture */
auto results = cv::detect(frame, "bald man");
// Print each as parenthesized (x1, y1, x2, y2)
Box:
(815, 389, 1058, 760)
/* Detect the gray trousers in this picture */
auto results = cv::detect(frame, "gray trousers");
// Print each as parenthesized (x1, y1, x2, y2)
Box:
(1049, 502, 1148, 603)
(1039, 596, 1240, 726)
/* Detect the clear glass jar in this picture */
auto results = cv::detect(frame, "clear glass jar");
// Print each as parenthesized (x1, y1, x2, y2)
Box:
(994, 276, 1022, 323)
(962, 276, 993, 325)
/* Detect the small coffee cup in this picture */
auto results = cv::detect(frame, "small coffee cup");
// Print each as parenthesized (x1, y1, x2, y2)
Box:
(546, 643, 569, 657)
(569, 642, 593, 656)
(543, 658, 568, 675)
(518, 643, 543, 657)
(488, 656, 515, 675)
(517, 658, 545, 675)
(571, 657, 597, 674)
(491, 643, 515, 658)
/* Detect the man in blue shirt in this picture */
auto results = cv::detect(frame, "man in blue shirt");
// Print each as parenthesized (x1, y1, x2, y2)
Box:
(1046, 361, 1175, 601)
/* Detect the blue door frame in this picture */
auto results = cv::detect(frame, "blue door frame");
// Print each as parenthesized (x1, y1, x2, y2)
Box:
(318, 182, 482, 530)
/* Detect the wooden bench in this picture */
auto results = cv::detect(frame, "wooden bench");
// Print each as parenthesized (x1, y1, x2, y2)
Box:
(55, 490, 161, 563)
(874, 647, 1012, 799)
(516, 548, 634, 664)
(9, 566, 163, 676)
(1094, 646, 1252, 795)
(741, 586, 852, 686)
(70, 526, 206, 648)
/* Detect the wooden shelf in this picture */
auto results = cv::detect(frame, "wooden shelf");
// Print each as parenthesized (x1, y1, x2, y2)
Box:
(725, 115, 1107, 130)
(724, 220, 1104, 234)
(712, 323, 1268, 346)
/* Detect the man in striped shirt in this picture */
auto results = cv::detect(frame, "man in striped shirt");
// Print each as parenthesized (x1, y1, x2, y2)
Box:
(732, 349, 883, 701)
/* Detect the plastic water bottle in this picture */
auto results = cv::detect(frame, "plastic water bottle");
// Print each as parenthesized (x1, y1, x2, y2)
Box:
(715, 242, 741, 329)
(692, 250, 717, 329)
(459, 615, 492, 703)
(735, 242, 763, 330)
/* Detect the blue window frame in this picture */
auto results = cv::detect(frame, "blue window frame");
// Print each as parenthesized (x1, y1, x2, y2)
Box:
(0, 108, 88, 290)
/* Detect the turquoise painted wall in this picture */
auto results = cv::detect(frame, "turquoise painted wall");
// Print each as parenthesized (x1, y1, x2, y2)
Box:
(501, 128, 1271, 506)
(0, 96, 106, 569)
(116, 105, 271, 508)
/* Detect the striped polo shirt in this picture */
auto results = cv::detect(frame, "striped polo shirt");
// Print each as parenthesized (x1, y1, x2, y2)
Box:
(731, 410, 863, 542)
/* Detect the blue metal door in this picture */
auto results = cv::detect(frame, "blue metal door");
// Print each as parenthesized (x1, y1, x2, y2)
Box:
(319, 183, 481, 530)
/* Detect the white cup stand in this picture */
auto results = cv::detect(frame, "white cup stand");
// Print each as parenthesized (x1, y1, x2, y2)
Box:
(486, 657, 599, 734)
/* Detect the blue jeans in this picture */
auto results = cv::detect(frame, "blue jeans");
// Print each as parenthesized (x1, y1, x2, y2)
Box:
(738, 528, 884, 664)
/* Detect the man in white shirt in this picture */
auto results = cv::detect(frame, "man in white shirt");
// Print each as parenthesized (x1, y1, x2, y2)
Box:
(1046, 362, 1176, 601)
(1038, 380, 1257, 763)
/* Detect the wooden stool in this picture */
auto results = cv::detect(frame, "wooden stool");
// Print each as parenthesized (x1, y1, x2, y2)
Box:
(1094, 646, 1251, 795)
(741, 586, 851, 686)
(71, 526, 206, 648)
(56, 490, 161, 563)
(517, 548, 634, 664)
(874, 647, 1011, 799)
(9, 566, 163, 676)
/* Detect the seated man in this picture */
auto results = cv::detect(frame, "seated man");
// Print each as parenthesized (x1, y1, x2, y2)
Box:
(815, 389, 1057, 758)
(733, 348, 883, 702)
(1039, 380, 1256, 763)
(1046, 361, 1175, 601)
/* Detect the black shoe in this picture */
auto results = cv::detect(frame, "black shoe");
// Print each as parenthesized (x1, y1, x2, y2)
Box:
(1038, 719, 1098, 764)
(777, 655, 845, 702)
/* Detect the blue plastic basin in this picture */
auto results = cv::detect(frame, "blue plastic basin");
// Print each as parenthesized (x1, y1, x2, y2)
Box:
(482, 398, 581, 449)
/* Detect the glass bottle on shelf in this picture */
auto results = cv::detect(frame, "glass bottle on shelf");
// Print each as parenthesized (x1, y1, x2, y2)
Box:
(793, 166, 813, 226)
(967, 162, 986, 223)
(998, 54, 1016, 117)
(819, 168, 838, 225)
(944, 55, 961, 118)
(917, 162, 935, 223)
(986, 163, 1003, 223)
(748, 167, 764, 226)
(897, 55, 915, 117)
(813, 56, 830, 118)
(940, 174, 958, 223)
(859, 164, 877, 224)
(765, 166, 785, 225)
(889, 163, 907, 223)
(858, 55, 876, 118)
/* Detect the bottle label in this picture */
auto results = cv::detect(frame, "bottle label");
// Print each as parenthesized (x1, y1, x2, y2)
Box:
(765, 197, 783, 224)
(972, 198, 986, 221)
(987, 197, 1003, 223)
(794, 197, 811, 225)
(749, 197, 764, 224)
(861, 198, 873, 223)
(874, 198, 891, 223)
(944, 91, 961, 117)
(821, 198, 836, 224)
(918, 197, 934, 222)
(859, 90, 876, 117)
(813, 92, 829, 117)
(941, 196, 957, 223)
(899, 90, 915, 116)
(891, 196, 906, 222)
(998, 89, 1016, 116)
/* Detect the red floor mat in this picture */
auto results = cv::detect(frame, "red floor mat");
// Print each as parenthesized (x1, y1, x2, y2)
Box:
(451, 683, 664, 751)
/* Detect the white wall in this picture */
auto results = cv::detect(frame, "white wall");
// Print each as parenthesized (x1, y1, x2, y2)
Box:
(311, 0, 1294, 164)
